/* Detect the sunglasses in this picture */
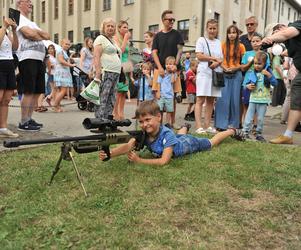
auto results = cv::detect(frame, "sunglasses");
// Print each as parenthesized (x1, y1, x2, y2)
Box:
(246, 23, 255, 27)
(164, 18, 175, 22)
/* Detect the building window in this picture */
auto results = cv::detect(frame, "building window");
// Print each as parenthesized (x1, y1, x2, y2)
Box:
(261, 0, 265, 18)
(233, 20, 237, 25)
(54, 33, 59, 44)
(68, 30, 74, 43)
(177, 19, 189, 41)
(11, 0, 13, 3)
(249, 0, 252, 11)
(281, 1, 284, 16)
(149, 24, 159, 33)
(274, 0, 277, 11)
(124, 0, 134, 5)
(288, 7, 291, 19)
(103, 0, 111, 10)
(41, 1, 45, 23)
(68, 0, 74, 15)
(84, 0, 91, 11)
(83, 27, 91, 38)
(214, 12, 220, 23)
(294, 11, 297, 21)
(234, 0, 238, 4)
(54, 0, 59, 19)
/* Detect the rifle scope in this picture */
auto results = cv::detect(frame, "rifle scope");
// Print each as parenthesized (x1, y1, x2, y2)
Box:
(82, 118, 132, 130)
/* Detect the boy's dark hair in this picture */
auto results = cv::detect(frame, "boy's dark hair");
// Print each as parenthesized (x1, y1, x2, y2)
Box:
(161, 10, 173, 20)
(255, 51, 268, 63)
(252, 34, 263, 40)
(135, 100, 161, 117)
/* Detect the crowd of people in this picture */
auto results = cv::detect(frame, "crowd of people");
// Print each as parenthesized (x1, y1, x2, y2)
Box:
(1, 1, 300, 159)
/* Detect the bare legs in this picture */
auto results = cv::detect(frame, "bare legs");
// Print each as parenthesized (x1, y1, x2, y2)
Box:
(0, 90, 14, 128)
(20, 94, 39, 123)
(53, 87, 67, 112)
(210, 129, 234, 147)
(287, 110, 301, 131)
(113, 92, 127, 120)
(195, 96, 215, 129)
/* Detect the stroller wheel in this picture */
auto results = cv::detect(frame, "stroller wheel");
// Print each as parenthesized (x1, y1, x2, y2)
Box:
(87, 102, 95, 112)
(78, 101, 87, 110)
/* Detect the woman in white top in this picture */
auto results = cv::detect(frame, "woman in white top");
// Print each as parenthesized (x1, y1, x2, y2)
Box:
(195, 19, 223, 134)
(0, 17, 19, 138)
(79, 36, 93, 83)
(93, 18, 122, 119)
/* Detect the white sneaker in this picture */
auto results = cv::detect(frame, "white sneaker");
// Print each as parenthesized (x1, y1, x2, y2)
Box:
(195, 127, 206, 134)
(0, 129, 19, 138)
(206, 127, 217, 134)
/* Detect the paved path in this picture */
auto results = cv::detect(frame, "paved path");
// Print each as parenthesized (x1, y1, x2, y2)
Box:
(0, 97, 300, 152)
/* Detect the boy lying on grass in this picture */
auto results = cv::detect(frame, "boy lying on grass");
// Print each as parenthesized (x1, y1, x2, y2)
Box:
(99, 100, 244, 166)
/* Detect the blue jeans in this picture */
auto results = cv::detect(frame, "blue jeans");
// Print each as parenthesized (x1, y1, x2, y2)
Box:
(215, 71, 242, 129)
(243, 102, 267, 135)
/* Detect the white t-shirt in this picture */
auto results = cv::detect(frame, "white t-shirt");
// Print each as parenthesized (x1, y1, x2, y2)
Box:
(48, 54, 57, 75)
(93, 35, 121, 74)
(0, 34, 13, 60)
(16, 14, 46, 61)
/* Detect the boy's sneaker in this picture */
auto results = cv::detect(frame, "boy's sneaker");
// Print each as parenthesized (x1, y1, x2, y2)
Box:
(231, 129, 245, 141)
(255, 135, 266, 143)
(18, 121, 40, 131)
(244, 133, 252, 140)
(29, 119, 43, 128)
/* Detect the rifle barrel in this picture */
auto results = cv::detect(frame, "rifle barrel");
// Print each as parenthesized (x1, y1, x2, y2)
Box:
(3, 134, 106, 148)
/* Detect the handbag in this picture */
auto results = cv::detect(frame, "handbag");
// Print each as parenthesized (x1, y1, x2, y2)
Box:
(204, 38, 225, 88)
(80, 79, 101, 105)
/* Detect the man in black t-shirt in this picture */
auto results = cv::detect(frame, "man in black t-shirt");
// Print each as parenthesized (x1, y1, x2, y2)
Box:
(152, 10, 184, 128)
(262, 20, 301, 144)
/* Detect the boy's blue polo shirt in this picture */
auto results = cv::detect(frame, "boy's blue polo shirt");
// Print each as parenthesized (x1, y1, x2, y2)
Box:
(145, 126, 211, 158)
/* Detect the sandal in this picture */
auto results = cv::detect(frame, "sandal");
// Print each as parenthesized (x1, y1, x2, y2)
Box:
(36, 106, 48, 112)
(44, 96, 52, 107)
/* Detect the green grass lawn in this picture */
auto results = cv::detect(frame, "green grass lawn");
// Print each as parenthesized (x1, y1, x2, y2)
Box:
(1, 139, 301, 249)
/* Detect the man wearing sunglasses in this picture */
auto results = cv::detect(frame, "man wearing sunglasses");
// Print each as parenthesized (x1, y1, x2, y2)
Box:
(240, 16, 260, 51)
(152, 10, 184, 129)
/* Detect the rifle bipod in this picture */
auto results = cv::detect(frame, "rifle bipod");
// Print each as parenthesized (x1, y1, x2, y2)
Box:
(49, 142, 88, 197)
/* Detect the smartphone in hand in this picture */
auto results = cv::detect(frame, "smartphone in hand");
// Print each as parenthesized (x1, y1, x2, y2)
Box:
(9, 8, 20, 26)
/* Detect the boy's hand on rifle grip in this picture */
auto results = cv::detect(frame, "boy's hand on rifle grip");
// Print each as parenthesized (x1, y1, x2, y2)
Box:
(99, 150, 109, 161)
(127, 151, 140, 163)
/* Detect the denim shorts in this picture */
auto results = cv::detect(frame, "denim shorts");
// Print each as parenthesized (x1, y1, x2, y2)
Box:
(174, 134, 212, 157)
(157, 97, 174, 112)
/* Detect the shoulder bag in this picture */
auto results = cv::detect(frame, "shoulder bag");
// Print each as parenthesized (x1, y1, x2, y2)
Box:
(204, 38, 225, 88)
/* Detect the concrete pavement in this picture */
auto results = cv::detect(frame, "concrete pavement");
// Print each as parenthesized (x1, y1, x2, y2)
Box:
(0, 97, 300, 152)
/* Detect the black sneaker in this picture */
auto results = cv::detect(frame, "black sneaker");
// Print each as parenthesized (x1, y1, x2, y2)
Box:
(29, 119, 43, 128)
(18, 121, 40, 131)
(255, 135, 266, 143)
(231, 129, 245, 141)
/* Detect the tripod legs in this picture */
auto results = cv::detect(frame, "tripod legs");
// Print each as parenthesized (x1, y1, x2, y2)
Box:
(49, 143, 88, 197)
(69, 151, 88, 197)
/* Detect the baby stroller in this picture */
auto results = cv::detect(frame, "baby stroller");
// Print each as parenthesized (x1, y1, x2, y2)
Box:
(73, 66, 96, 112)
